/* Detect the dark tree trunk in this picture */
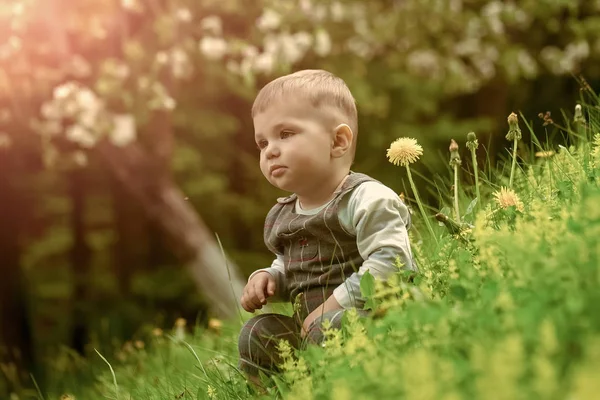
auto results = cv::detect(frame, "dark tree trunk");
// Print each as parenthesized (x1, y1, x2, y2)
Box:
(0, 152, 33, 390)
(68, 169, 92, 354)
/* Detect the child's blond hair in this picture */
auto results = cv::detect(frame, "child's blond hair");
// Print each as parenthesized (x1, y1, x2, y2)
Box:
(252, 69, 358, 160)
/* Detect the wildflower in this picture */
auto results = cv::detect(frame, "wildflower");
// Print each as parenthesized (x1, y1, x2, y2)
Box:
(387, 137, 437, 244)
(573, 104, 585, 125)
(506, 112, 522, 188)
(199, 37, 228, 60)
(257, 9, 281, 31)
(537, 111, 554, 126)
(208, 318, 222, 333)
(467, 131, 481, 207)
(152, 328, 163, 337)
(506, 112, 522, 141)
(386, 137, 423, 166)
(60, 395, 76, 400)
(175, 318, 186, 341)
(535, 150, 555, 158)
(591, 134, 600, 168)
(110, 114, 136, 147)
(449, 139, 461, 223)
(207, 385, 217, 399)
(493, 187, 524, 212)
(134, 340, 145, 349)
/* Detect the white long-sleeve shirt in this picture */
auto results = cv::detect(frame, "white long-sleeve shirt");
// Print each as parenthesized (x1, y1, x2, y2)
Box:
(250, 181, 417, 309)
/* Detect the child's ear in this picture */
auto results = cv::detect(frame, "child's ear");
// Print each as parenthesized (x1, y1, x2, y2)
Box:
(331, 124, 353, 158)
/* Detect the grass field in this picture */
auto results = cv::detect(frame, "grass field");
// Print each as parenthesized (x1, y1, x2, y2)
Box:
(35, 99, 600, 400)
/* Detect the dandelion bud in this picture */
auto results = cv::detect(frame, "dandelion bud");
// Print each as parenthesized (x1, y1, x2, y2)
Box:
(506, 112, 522, 141)
(466, 131, 479, 152)
(574, 104, 585, 125)
(449, 139, 459, 152)
(449, 139, 461, 167)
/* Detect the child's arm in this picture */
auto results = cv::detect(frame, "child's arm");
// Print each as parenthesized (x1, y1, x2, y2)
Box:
(333, 181, 417, 309)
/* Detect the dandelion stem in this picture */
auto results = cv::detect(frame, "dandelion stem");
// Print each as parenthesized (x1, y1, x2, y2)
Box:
(509, 136, 518, 188)
(405, 165, 437, 245)
(453, 163, 460, 224)
(470, 148, 481, 207)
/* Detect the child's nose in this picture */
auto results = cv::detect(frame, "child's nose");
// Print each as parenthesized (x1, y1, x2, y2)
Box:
(265, 143, 280, 159)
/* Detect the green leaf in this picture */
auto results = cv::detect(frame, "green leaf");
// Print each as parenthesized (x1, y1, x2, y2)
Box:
(464, 197, 478, 216)
(360, 270, 376, 310)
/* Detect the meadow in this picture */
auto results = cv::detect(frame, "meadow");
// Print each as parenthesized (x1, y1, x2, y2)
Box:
(36, 99, 600, 400)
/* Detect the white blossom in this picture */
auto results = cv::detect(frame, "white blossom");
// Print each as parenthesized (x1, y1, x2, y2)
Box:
(253, 52, 275, 74)
(257, 9, 281, 31)
(407, 49, 440, 78)
(66, 124, 96, 148)
(199, 37, 228, 60)
(293, 32, 313, 51)
(155, 51, 169, 65)
(482, 1, 504, 35)
(41, 103, 62, 120)
(517, 50, 537, 78)
(110, 114, 136, 147)
(163, 97, 176, 110)
(279, 34, 305, 64)
(200, 16, 222, 36)
(121, 0, 142, 12)
(72, 151, 88, 166)
(314, 29, 332, 57)
(170, 48, 192, 79)
(330, 2, 345, 22)
(175, 8, 192, 22)
(53, 82, 78, 100)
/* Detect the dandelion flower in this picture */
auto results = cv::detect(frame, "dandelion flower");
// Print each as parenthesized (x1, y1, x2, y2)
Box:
(207, 385, 217, 399)
(208, 318, 223, 332)
(493, 187, 524, 212)
(387, 137, 437, 244)
(152, 328, 163, 337)
(535, 150, 555, 158)
(386, 137, 423, 167)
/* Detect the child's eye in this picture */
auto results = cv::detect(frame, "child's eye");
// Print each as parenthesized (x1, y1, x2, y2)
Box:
(257, 140, 268, 150)
(280, 130, 294, 139)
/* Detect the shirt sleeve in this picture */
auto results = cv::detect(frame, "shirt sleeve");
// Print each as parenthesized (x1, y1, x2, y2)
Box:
(248, 255, 289, 301)
(333, 182, 416, 309)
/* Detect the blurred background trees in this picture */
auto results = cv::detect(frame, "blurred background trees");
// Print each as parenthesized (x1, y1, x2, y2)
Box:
(0, 0, 598, 394)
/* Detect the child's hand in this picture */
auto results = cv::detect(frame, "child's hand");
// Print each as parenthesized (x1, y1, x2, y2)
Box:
(241, 272, 276, 313)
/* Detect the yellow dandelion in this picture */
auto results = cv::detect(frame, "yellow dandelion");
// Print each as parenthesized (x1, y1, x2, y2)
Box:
(207, 385, 217, 399)
(208, 318, 222, 332)
(175, 318, 187, 328)
(493, 187, 524, 212)
(152, 328, 163, 337)
(386, 137, 423, 167)
(535, 150, 555, 158)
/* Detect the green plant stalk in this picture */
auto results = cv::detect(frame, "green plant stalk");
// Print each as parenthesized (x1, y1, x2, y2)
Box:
(405, 165, 438, 245)
(470, 148, 481, 208)
(453, 163, 461, 224)
(509, 136, 518, 188)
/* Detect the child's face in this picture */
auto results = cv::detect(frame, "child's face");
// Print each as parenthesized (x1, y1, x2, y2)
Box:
(253, 98, 337, 195)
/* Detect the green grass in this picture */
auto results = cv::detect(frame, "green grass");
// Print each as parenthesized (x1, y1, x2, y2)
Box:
(29, 100, 600, 399)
